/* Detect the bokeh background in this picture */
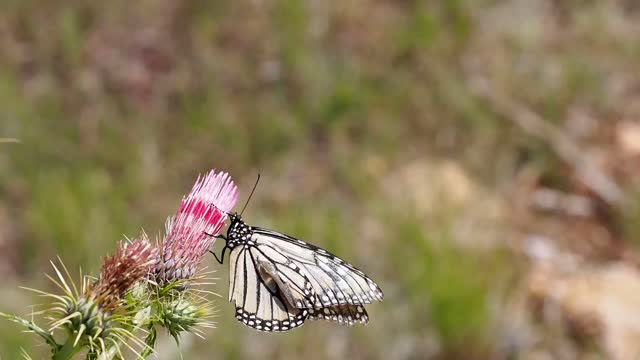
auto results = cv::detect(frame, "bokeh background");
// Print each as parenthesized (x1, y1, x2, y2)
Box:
(2, 0, 640, 359)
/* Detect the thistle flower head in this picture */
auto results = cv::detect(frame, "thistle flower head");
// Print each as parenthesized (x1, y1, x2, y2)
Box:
(89, 238, 158, 310)
(155, 170, 238, 285)
(46, 238, 157, 355)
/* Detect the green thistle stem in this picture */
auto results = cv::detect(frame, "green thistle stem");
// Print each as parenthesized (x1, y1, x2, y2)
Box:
(137, 326, 156, 359)
(52, 337, 82, 360)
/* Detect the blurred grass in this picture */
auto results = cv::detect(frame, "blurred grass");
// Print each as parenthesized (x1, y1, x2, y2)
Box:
(393, 218, 491, 350)
(1, 0, 639, 359)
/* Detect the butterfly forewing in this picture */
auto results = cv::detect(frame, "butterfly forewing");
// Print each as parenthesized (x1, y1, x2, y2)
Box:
(253, 246, 315, 308)
(252, 228, 384, 308)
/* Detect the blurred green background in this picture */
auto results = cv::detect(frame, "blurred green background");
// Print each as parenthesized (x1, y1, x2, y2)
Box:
(2, 0, 640, 359)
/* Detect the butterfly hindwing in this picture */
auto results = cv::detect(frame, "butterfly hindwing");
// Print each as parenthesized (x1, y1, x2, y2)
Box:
(309, 304, 369, 325)
(228, 246, 308, 332)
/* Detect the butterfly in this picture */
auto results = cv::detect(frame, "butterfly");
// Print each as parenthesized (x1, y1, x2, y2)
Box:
(209, 212, 384, 332)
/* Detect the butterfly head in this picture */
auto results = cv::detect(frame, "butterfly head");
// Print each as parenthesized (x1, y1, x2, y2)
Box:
(227, 212, 242, 224)
(226, 212, 252, 247)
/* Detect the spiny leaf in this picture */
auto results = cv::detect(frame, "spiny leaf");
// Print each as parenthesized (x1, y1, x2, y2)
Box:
(0, 312, 58, 349)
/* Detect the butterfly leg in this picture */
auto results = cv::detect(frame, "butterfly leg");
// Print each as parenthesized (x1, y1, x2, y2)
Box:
(204, 232, 226, 239)
(204, 232, 229, 264)
(209, 244, 229, 264)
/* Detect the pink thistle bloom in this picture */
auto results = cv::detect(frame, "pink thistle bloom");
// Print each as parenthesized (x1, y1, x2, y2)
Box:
(155, 170, 238, 285)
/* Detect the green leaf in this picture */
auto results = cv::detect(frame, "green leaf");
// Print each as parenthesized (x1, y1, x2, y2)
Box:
(0, 312, 58, 350)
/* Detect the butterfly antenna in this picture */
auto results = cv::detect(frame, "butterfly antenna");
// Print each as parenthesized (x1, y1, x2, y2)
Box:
(209, 203, 231, 216)
(240, 174, 260, 216)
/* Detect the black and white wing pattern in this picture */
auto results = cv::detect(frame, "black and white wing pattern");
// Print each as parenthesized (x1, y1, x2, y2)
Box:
(222, 214, 383, 332)
(227, 245, 309, 331)
(252, 228, 384, 307)
(308, 304, 369, 325)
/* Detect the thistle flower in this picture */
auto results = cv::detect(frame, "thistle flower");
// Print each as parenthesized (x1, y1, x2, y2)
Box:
(154, 170, 238, 285)
(2, 169, 239, 359)
(0, 238, 159, 359)
(53, 239, 157, 354)
(89, 238, 158, 310)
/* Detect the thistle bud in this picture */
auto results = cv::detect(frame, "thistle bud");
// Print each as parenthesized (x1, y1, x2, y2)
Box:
(60, 297, 113, 342)
(160, 297, 209, 338)
(52, 238, 157, 353)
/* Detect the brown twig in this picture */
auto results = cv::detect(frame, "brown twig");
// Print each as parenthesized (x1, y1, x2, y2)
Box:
(471, 80, 624, 206)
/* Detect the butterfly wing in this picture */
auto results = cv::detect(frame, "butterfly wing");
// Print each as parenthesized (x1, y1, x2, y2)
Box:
(252, 228, 384, 309)
(228, 246, 308, 331)
(309, 304, 369, 325)
(249, 243, 317, 308)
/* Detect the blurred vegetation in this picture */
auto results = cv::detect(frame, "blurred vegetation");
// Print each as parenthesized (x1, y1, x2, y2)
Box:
(1, 0, 640, 359)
